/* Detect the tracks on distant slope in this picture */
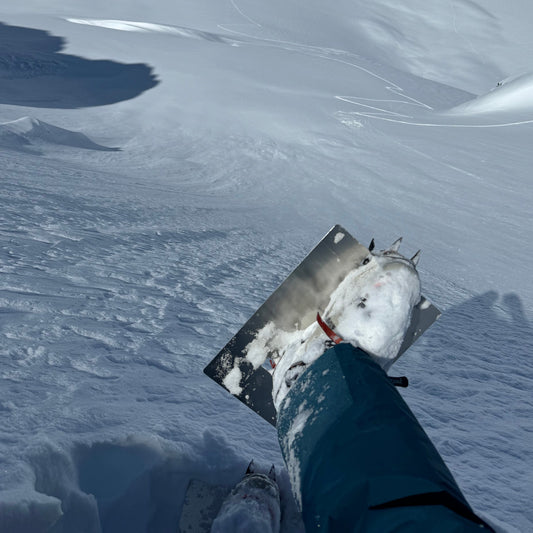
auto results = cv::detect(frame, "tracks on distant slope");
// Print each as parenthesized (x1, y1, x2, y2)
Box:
(67, 4, 533, 131)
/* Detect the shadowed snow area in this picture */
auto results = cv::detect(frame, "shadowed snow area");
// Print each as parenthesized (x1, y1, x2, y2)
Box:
(0, 22, 158, 108)
(1, 0, 532, 532)
(394, 290, 533, 531)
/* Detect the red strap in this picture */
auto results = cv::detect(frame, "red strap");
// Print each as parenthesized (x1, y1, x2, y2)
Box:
(316, 312, 344, 344)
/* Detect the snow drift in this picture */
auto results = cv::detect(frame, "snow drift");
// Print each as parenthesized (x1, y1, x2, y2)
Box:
(0, 117, 119, 152)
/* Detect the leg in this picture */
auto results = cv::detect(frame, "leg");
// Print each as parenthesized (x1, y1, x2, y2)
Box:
(276, 343, 494, 533)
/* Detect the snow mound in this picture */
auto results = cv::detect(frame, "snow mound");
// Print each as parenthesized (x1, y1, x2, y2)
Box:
(66, 18, 234, 44)
(0, 117, 119, 152)
(448, 72, 533, 115)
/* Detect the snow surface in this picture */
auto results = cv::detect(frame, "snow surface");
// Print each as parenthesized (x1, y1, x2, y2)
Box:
(1, 1, 532, 531)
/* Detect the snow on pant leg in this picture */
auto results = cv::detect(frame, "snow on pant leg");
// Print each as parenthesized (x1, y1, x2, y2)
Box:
(276, 343, 494, 533)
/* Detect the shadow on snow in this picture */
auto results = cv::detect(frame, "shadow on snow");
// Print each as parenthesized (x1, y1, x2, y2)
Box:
(0, 22, 159, 109)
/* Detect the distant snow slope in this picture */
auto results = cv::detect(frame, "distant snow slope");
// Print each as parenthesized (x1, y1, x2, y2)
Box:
(0, 21, 158, 109)
(1, 1, 532, 532)
(448, 72, 533, 115)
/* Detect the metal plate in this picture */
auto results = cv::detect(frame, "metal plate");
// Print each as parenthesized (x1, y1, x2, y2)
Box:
(204, 225, 440, 426)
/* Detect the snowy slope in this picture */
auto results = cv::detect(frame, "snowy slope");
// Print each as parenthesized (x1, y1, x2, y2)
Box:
(1, 1, 532, 531)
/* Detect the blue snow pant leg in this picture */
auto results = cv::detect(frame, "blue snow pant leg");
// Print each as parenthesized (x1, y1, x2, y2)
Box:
(276, 343, 494, 533)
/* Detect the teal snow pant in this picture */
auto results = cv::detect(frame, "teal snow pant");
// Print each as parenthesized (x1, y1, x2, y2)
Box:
(277, 344, 494, 532)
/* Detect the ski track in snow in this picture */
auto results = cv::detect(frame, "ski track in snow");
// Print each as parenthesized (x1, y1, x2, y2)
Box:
(227, 0, 263, 29)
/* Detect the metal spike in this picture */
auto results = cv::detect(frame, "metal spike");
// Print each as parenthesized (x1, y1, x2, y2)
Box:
(389, 237, 402, 252)
(268, 465, 276, 482)
(411, 250, 421, 266)
(246, 459, 255, 475)
(368, 238, 375, 252)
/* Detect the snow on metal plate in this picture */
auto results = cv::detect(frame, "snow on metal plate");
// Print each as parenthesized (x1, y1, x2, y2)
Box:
(204, 225, 440, 426)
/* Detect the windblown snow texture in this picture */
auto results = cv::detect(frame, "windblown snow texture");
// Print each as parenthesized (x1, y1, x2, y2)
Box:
(1, 1, 532, 532)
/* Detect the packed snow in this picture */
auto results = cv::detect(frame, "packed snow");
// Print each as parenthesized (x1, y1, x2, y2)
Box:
(279, 406, 312, 511)
(247, 240, 422, 409)
(319, 242, 422, 368)
(211, 471, 281, 533)
(1, 0, 532, 531)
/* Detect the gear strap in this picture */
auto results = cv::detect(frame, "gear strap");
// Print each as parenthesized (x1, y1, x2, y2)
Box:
(316, 312, 344, 344)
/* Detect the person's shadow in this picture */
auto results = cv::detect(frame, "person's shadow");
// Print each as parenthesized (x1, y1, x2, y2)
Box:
(398, 291, 533, 528)
(412, 291, 532, 383)
(0, 22, 159, 108)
